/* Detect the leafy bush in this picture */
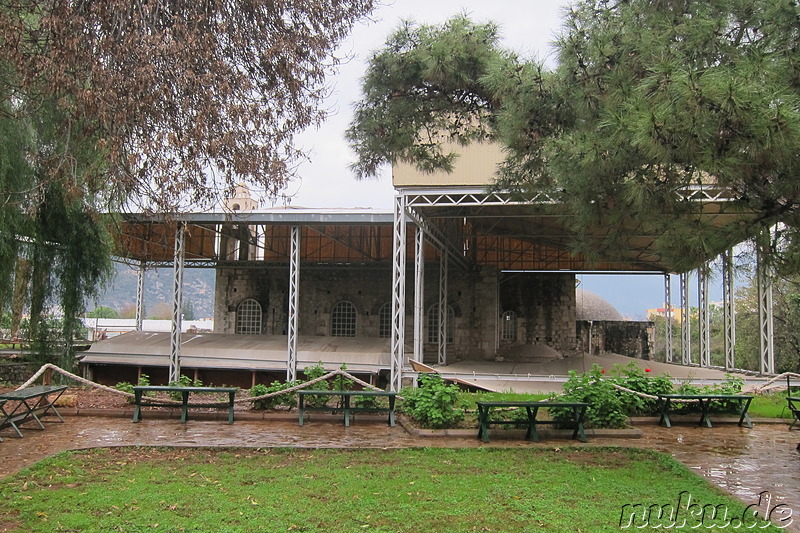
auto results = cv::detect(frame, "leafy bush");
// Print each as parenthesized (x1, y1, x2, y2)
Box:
(115, 374, 152, 403)
(704, 373, 745, 412)
(334, 363, 354, 391)
(168, 375, 203, 401)
(553, 365, 629, 429)
(302, 361, 331, 408)
(400, 374, 465, 429)
(611, 363, 673, 416)
(250, 381, 299, 410)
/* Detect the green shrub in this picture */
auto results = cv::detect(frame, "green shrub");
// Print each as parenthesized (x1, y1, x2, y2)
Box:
(400, 374, 465, 429)
(353, 394, 386, 409)
(334, 363, 354, 391)
(168, 375, 203, 401)
(552, 365, 629, 429)
(302, 362, 331, 408)
(115, 373, 152, 403)
(611, 363, 673, 416)
(704, 373, 745, 412)
(114, 381, 134, 395)
(250, 381, 299, 410)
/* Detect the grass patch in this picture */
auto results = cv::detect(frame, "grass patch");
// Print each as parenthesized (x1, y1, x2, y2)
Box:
(749, 393, 794, 419)
(0, 447, 785, 532)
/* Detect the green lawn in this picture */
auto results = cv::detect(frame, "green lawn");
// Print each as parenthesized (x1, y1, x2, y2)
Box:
(748, 393, 794, 419)
(0, 447, 785, 532)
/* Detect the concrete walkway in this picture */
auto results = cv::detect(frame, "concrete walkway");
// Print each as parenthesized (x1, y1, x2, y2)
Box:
(1, 414, 798, 530)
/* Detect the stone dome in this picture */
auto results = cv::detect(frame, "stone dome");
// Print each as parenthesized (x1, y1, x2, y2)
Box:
(575, 288, 624, 321)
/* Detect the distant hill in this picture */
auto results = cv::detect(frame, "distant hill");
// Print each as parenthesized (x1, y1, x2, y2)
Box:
(90, 263, 215, 319)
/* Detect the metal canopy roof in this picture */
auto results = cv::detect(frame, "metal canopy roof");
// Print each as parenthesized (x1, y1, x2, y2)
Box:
(113, 186, 755, 273)
(402, 186, 754, 273)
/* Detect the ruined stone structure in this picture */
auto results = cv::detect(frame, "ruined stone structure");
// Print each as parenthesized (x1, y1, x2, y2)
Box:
(214, 266, 578, 363)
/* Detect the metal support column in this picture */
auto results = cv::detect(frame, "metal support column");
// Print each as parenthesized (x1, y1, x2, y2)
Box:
(287, 226, 300, 382)
(169, 221, 186, 384)
(390, 195, 407, 392)
(698, 264, 711, 368)
(757, 244, 775, 374)
(438, 252, 448, 366)
(722, 250, 736, 370)
(413, 227, 425, 363)
(135, 261, 145, 332)
(664, 274, 673, 363)
(680, 272, 691, 366)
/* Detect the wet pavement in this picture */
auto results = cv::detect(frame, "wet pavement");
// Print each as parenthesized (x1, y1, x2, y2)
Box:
(1, 413, 798, 530)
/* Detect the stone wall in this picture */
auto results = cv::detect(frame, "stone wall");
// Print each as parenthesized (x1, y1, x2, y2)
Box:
(214, 266, 578, 361)
(498, 273, 577, 354)
(576, 320, 654, 359)
(0, 362, 37, 384)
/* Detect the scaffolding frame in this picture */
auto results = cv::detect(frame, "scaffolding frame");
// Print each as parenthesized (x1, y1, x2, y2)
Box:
(664, 274, 673, 363)
(698, 264, 711, 368)
(413, 227, 425, 363)
(169, 222, 186, 384)
(287, 226, 300, 381)
(722, 250, 736, 370)
(390, 195, 407, 391)
(757, 244, 775, 374)
(680, 272, 691, 366)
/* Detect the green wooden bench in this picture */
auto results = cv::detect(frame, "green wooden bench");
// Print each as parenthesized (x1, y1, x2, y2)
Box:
(132, 386, 238, 424)
(0, 384, 68, 438)
(786, 375, 800, 431)
(787, 396, 800, 430)
(476, 401, 588, 443)
(297, 390, 397, 427)
(656, 394, 754, 429)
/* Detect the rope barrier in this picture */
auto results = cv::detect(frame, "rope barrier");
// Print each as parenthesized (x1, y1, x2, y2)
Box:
(13, 364, 396, 407)
(13, 364, 798, 409)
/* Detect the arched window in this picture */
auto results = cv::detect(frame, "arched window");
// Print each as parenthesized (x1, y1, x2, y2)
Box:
(378, 302, 392, 339)
(501, 310, 517, 341)
(331, 301, 357, 337)
(426, 304, 454, 344)
(236, 299, 262, 335)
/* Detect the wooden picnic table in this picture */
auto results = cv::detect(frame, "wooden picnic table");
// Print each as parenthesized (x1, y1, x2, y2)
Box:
(132, 386, 238, 424)
(476, 401, 589, 443)
(656, 394, 754, 429)
(0, 384, 68, 439)
(297, 390, 397, 427)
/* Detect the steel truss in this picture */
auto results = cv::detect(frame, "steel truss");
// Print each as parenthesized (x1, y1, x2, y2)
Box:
(287, 226, 300, 381)
(438, 253, 448, 366)
(169, 222, 186, 384)
(722, 250, 736, 370)
(401, 184, 737, 208)
(680, 272, 691, 366)
(136, 261, 145, 332)
(404, 188, 558, 208)
(757, 244, 775, 374)
(390, 195, 407, 391)
(403, 206, 469, 270)
(698, 264, 711, 367)
(413, 227, 425, 363)
(664, 274, 673, 363)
